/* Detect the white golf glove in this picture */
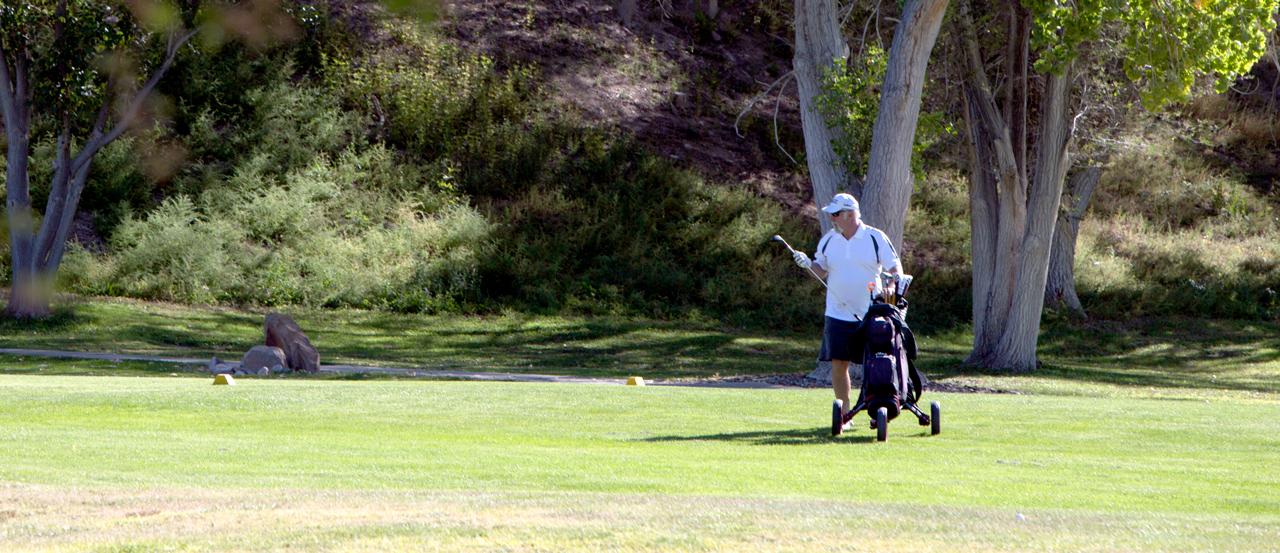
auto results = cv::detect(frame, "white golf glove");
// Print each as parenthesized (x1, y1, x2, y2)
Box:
(792, 251, 813, 269)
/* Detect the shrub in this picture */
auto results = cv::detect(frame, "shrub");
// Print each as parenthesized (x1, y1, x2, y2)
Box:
(1075, 216, 1280, 320)
(108, 196, 247, 304)
(463, 124, 822, 328)
(75, 138, 491, 312)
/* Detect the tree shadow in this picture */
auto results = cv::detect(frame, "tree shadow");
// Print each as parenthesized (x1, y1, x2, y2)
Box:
(920, 317, 1280, 394)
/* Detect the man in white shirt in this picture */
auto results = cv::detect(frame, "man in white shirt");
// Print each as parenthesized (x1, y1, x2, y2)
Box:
(792, 193, 902, 420)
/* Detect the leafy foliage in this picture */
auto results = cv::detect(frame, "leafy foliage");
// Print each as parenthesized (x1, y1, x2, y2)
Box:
(816, 46, 952, 178)
(1027, 0, 1279, 108)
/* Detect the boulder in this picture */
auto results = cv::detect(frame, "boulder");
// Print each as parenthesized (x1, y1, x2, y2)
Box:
(208, 356, 239, 375)
(241, 345, 287, 375)
(264, 313, 320, 373)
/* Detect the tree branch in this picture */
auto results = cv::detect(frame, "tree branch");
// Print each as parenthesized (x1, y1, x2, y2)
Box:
(0, 41, 16, 127)
(71, 27, 199, 174)
(734, 69, 794, 138)
(859, 0, 882, 49)
(35, 116, 74, 266)
(773, 73, 799, 165)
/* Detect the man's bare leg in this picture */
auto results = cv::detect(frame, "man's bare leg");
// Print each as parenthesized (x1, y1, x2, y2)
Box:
(832, 359, 852, 416)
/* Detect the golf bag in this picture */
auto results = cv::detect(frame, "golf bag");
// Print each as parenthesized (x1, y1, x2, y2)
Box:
(851, 302, 925, 422)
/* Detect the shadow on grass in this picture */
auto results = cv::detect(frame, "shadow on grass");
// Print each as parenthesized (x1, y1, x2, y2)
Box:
(305, 312, 808, 377)
(0, 298, 816, 379)
(919, 317, 1280, 394)
(0, 299, 263, 353)
(639, 427, 880, 446)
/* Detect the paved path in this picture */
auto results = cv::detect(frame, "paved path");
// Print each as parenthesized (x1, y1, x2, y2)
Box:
(0, 348, 792, 388)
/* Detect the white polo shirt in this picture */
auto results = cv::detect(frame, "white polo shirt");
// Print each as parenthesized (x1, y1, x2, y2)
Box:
(813, 225, 900, 322)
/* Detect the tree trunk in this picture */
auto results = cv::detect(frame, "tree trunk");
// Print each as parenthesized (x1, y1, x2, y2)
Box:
(1045, 166, 1100, 315)
(0, 46, 46, 319)
(957, 0, 1023, 364)
(986, 67, 1074, 372)
(860, 0, 950, 250)
(961, 84, 1002, 359)
(2, 28, 195, 318)
(793, 0, 849, 234)
(956, 0, 1078, 372)
(807, 359, 862, 385)
(1003, 0, 1030, 183)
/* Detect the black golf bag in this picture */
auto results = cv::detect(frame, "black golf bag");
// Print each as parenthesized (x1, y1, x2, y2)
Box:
(850, 302, 926, 423)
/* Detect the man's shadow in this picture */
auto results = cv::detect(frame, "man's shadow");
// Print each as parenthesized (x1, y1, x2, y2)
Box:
(639, 427, 879, 446)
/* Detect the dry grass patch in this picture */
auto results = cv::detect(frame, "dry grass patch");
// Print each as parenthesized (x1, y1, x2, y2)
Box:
(2, 484, 1277, 552)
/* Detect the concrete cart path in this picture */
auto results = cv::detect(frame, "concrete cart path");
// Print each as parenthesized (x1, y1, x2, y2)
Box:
(0, 348, 792, 389)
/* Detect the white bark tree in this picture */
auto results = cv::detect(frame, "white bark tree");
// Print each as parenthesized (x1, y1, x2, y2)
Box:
(859, 0, 950, 250)
(1045, 166, 1101, 316)
(793, 0, 850, 235)
(956, 0, 1275, 371)
(2, 1, 198, 319)
(798, 0, 950, 384)
(958, 0, 1075, 371)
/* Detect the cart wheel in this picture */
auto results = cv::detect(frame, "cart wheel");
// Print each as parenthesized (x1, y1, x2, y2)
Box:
(875, 407, 888, 442)
(831, 400, 844, 437)
(930, 401, 941, 436)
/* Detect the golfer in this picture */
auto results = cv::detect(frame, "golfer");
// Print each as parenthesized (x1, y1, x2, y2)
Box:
(792, 193, 901, 419)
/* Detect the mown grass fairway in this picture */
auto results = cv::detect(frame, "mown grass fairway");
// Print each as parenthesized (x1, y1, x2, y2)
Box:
(1, 374, 1277, 551)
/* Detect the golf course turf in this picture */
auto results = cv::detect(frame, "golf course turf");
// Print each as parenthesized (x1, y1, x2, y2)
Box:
(1, 371, 1277, 551)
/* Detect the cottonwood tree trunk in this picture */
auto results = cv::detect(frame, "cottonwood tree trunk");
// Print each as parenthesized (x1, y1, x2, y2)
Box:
(1, 29, 196, 319)
(860, 0, 950, 250)
(1045, 166, 1101, 316)
(958, 0, 1075, 372)
(794, 0, 849, 235)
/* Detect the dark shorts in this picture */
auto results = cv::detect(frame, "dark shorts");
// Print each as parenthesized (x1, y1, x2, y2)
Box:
(819, 316, 861, 362)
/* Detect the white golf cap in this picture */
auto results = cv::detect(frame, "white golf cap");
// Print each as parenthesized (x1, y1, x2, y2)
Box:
(821, 193, 860, 214)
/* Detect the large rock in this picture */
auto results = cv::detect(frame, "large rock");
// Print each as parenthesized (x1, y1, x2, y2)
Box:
(240, 345, 286, 375)
(264, 313, 320, 373)
(208, 356, 238, 375)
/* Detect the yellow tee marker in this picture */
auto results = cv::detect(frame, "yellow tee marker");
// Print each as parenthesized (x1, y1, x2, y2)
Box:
(213, 374, 236, 386)
(626, 376, 646, 386)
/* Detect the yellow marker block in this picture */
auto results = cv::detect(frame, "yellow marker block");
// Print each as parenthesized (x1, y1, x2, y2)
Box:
(626, 376, 645, 386)
(213, 374, 236, 386)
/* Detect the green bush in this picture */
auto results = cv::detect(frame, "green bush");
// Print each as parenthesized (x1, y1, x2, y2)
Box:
(331, 22, 534, 163)
(107, 196, 247, 304)
(463, 125, 822, 328)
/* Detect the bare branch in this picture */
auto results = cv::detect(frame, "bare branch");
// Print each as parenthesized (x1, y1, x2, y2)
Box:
(71, 27, 199, 174)
(734, 69, 794, 138)
(773, 73, 799, 165)
(838, 0, 857, 26)
(859, 0, 882, 50)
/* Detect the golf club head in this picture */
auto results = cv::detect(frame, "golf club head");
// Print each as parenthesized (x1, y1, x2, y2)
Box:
(770, 234, 796, 253)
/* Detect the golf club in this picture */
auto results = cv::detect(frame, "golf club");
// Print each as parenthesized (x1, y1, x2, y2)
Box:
(771, 234, 862, 319)
(770, 234, 827, 288)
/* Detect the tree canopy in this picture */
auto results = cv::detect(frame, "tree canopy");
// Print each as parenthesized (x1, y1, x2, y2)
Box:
(1027, 0, 1276, 107)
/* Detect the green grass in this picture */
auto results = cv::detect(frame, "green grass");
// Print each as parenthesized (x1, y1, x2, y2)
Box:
(0, 296, 813, 378)
(2, 296, 1279, 397)
(0, 375, 1276, 551)
(2, 298, 1279, 550)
